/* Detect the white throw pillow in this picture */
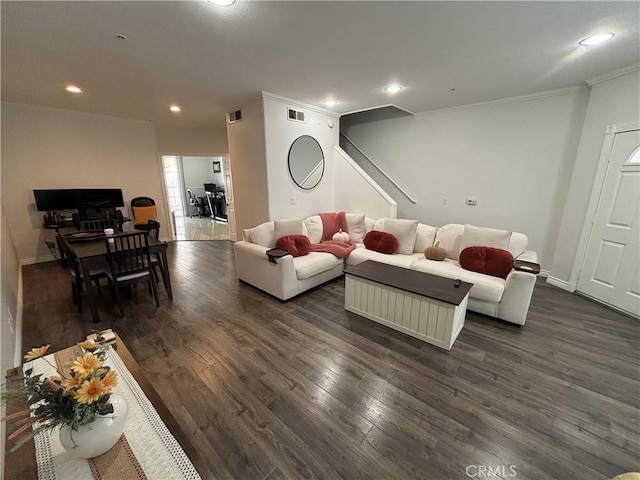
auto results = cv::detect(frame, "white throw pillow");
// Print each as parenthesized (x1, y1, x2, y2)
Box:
(381, 218, 418, 255)
(273, 218, 307, 243)
(250, 221, 275, 248)
(414, 223, 438, 253)
(345, 213, 366, 243)
(458, 224, 512, 257)
(303, 215, 323, 244)
(434, 224, 465, 260)
(507, 232, 528, 258)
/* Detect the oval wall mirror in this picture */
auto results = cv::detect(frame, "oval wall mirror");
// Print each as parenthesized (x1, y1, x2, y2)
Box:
(288, 135, 325, 190)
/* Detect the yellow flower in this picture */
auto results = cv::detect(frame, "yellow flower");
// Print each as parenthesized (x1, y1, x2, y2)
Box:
(70, 353, 101, 376)
(101, 370, 118, 392)
(24, 344, 50, 361)
(74, 378, 106, 404)
(77, 340, 98, 351)
(62, 374, 84, 391)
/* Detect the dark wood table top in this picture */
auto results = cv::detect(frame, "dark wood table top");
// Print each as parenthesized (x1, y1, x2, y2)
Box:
(3, 333, 206, 479)
(60, 235, 166, 259)
(345, 260, 473, 306)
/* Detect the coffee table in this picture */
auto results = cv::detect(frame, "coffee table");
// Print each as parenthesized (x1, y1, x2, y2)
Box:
(345, 261, 473, 350)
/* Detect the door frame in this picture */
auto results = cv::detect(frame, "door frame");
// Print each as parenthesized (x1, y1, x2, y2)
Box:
(569, 121, 640, 291)
(157, 151, 231, 241)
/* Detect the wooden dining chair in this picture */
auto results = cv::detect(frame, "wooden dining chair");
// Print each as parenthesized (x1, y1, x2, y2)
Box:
(144, 220, 164, 283)
(58, 237, 107, 313)
(104, 231, 159, 317)
(80, 218, 119, 231)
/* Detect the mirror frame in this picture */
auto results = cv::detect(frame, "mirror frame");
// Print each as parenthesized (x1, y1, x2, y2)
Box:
(287, 135, 325, 190)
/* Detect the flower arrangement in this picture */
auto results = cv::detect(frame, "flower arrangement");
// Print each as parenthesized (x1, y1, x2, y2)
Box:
(1, 339, 118, 451)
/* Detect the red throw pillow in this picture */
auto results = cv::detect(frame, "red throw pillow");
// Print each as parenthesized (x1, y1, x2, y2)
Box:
(275, 235, 311, 257)
(363, 230, 399, 254)
(459, 246, 514, 279)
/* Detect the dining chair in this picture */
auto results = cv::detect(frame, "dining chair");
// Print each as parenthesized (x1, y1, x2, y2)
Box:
(79, 218, 119, 232)
(58, 237, 107, 313)
(104, 231, 159, 317)
(144, 220, 164, 283)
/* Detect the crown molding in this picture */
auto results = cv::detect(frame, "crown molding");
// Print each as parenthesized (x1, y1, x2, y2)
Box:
(414, 86, 589, 118)
(586, 63, 640, 86)
(261, 91, 340, 118)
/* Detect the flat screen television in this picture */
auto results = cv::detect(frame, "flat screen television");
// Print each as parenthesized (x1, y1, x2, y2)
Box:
(33, 189, 125, 212)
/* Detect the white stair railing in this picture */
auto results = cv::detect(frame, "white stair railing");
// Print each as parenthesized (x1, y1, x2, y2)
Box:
(340, 132, 417, 204)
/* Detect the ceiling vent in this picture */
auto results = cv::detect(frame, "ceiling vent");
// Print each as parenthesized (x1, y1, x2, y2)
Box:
(228, 110, 242, 124)
(287, 107, 305, 123)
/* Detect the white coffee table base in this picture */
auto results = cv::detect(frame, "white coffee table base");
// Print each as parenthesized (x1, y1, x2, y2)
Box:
(345, 275, 469, 351)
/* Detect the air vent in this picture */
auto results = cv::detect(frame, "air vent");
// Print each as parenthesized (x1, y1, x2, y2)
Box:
(228, 110, 242, 124)
(287, 107, 305, 123)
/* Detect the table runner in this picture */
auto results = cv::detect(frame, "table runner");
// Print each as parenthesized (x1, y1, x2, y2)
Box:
(27, 346, 201, 480)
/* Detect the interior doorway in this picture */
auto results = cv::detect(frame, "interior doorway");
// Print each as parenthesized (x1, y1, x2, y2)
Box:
(160, 155, 231, 241)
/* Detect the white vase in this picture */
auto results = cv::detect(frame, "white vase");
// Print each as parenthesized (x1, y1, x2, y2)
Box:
(59, 394, 129, 459)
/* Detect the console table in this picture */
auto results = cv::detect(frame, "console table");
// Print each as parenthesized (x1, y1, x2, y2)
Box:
(4, 334, 205, 479)
(345, 261, 473, 350)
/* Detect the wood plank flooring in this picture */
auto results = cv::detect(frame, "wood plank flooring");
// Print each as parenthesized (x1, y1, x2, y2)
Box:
(20, 241, 640, 479)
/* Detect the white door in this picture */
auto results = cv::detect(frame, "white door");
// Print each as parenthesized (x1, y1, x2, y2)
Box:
(577, 128, 640, 317)
(223, 154, 237, 241)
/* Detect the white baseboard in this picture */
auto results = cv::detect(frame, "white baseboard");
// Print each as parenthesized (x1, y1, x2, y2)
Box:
(539, 269, 550, 278)
(20, 254, 57, 266)
(546, 276, 576, 292)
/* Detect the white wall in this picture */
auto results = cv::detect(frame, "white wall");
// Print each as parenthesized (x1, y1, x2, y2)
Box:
(1, 102, 171, 262)
(1, 204, 21, 470)
(340, 89, 589, 269)
(334, 146, 397, 219)
(226, 97, 270, 235)
(155, 125, 228, 155)
(263, 93, 340, 220)
(549, 69, 640, 286)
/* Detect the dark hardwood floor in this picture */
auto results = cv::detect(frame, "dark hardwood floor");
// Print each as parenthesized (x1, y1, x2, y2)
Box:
(21, 241, 640, 479)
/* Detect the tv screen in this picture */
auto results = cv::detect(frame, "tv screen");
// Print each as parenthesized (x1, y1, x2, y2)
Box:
(33, 189, 125, 211)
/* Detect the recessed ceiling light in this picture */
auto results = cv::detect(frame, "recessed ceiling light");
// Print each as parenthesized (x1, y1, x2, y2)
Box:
(207, 0, 236, 5)
(579, 33, 615, 46)
(65, 85, 82, 94)
(323, 100, 338, 107)
(169, 105, 181, 112)
(384, 84, 403, 94)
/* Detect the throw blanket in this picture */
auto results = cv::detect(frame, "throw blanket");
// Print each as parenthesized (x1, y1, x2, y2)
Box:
(319, 211, 348, 242)
(310, 240, 356, 259)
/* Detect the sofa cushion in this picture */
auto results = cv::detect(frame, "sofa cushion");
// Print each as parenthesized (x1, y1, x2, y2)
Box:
(507, 232, 528, 258)
(294, 252, 343, 280)
(347, 247, 423, 269)
(434, 224, 465, 260)
(364, 230, 399, 254)
(250, 221, 275, 248)
(459, 246, 514, 279)
(458, 224, 511, 257)
(414, 223, 438, 252)
(274, 218, 307, 243)
(303, 215, 323, 244)
(275, 235, 311, 257)
(411, 258, 506, 303)
(380, 218, 418, 255)
(346, 213, 366, 243)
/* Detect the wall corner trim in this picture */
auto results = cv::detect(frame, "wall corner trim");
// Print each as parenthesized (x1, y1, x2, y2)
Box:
(546, 276, 577, 292)
(586, 63, 640, 87)
(414, 86, 589, 118)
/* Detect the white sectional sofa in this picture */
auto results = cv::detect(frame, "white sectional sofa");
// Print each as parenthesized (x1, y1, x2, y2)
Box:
(234, 214, 538, 325)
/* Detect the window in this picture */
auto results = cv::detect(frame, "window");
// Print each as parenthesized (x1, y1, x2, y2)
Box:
(627, 146, 640, 164)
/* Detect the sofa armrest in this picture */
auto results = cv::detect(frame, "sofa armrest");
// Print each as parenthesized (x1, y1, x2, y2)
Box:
(498, 269, 537, 325)
(234, 241, 298, 300)
(516, 250, 538, 263)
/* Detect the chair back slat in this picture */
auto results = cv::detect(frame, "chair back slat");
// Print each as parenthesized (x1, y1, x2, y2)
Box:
(80, 218, 118, 231)
(105, 231, 151, 278)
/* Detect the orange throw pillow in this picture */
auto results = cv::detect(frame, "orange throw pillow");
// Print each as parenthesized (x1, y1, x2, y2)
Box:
(132, 206, 156, 224)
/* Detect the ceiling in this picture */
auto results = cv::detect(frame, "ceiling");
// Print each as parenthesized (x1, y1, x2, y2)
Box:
(2, 1, 638, 128)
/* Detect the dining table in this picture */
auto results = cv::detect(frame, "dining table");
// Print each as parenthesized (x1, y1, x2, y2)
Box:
(58, 234, 172, 323)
